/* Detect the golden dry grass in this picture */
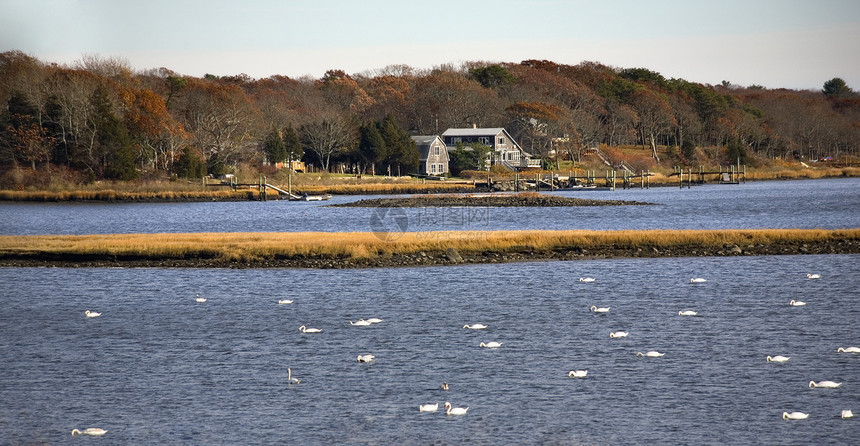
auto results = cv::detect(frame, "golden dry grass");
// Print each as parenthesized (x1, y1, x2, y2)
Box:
(292, 182, 473, 195)
(2, 229, 856, 262)
(0, 189, 256, 201)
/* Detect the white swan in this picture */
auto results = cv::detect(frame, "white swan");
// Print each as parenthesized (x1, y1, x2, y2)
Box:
(278, 299, 293, 304)
(766, 355, 790, 363)
(287, 368, 300, 385)
(838, 347, 860, 353)
(690, 278, 707, 283)
(637, 351, 665, 357)
(357, 354, 375, 363)
(590, 305, 610, 313)
(678, 310, 698, 316)
(842, 409, 854, 419)
(610, 331, 628, 338)
(366, 318, 383, 324)
(463, 323, 488, 330)
(806, 273, 821, 279)
(782, 411, 808, 420)
(789, 299, 806, 306)
(809, 380, 842, 388)
(568, 370, 588, 378)
(419, 403, 439, 412)
(71, 428, 107, 436)
(444, 402, 468, 415)
(579, 277, 595, 283)
(195, 294, 206, 303)
(298, 325, 321, 333)
(84, 310, 101, 318)
(349, 319, 372, 326)
(479, 342, 502, 348)
(440, 382, 449, 391)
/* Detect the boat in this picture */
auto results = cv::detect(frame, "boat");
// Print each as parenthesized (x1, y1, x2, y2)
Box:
(301, 193, 331, 201)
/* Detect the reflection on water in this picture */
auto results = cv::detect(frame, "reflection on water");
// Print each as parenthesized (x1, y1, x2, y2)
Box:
(1, 255, 858, 444)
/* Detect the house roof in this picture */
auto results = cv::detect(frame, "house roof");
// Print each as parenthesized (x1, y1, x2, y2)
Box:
(442, 128, 506, 137)
(410, 135, 439, 145)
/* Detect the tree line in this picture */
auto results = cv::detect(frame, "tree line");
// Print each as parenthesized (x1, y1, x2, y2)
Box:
(1, 51, 857, 183)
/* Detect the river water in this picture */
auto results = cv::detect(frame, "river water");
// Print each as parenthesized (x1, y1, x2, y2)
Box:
(0, 178, 858, 445)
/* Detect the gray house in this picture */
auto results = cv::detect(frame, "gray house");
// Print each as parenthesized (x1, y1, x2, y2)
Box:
(411, 135, 449, 176)
(441, 127, 540, 170)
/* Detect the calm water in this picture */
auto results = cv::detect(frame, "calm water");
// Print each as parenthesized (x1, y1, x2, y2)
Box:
(1, 178, 859, 235)
(1, 256, 858, 445)
(1, 178, 858, 445)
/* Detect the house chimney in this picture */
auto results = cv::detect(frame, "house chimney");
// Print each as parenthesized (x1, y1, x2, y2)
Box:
(473, 123, 477, 129)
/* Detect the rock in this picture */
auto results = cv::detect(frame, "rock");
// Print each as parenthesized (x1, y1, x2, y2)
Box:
(729, 245, 743, 254)
(445, 247, 463, 263)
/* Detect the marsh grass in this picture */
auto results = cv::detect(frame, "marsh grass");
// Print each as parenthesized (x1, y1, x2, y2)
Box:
(0, 189, 256, 202)
(2, 229, 856, 262)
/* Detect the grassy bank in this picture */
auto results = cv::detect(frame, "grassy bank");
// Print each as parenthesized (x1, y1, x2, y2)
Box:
(1, 229, 857, 266)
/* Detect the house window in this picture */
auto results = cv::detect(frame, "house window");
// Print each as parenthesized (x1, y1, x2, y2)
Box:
(438, 163, 444, 173)
(478, 137, 490, 145)
(434, 145, 440, 156)
(430, 163, 436, 174)
(498, 137, 505, 145)
(452, 137, 461, 144)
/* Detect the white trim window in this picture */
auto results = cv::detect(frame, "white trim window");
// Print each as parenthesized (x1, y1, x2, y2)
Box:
(478, 137, 490, 145)
(434, 145, 440, 156)
(430, 163, 436, 174)
(498, 137, 505, 145)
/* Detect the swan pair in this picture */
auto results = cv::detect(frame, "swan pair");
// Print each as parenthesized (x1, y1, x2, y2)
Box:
(637, 351, 664, 357)
(287, 368, 300, 385)
(463, 323, 488, 330)
(195, 294, 206, 303)
(277, 299, 294, 304)
(609, 331, 628, 338)
(838, 347, 860, 353)
(444, 402, 468, 415)
(690, 278, 707, 283)
(590, 306, 610, 313)
(678, 310, 698, 316)
(479, 342, 502, 348)
(809, 380, 842, 388)
(579, 277, 595, 283)
(84, 310, 101, 318)
(783, 411, 808, 420)
(789, 299, 806, 306)
(71, 428, 107, 436)
(419, 403, 438, 412)
(568, 370, 588, 378)
(357, 354, 375, 363)
(298, 325, 322, 333)
(766, 355, 790, 363)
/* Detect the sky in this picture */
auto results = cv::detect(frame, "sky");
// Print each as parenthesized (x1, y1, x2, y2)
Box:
(2, 0, 859, 90)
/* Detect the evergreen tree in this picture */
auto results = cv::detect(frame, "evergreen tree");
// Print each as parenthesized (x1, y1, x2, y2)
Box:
(174, 146, 206, 178)
(357, 122, 386, 174)
(262, 127, 287, 164)
(822, 77, 854, 98)
(282, 124, 303, 166)
(91, 87, 137, 180)
(379, 115, 418, 175)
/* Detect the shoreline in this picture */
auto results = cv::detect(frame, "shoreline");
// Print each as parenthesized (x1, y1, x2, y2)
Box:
(2, 229, 857, 269)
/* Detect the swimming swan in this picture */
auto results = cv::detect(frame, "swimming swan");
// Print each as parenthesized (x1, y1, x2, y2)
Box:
(84, 310, 101, 318)
(842, 409, 854, 419)
(690, 278, 707, 283)
(809, 380, 842, 388)
(789, 300, 806, 306)
(579, 277, 595, 283)
(71, 428, 107, 436)
(464, 323, 488, 330)
(837, 347, 860, 353)
(287, 368, 300, 385)
(349, 319, 372, 326)
(782, 411, 808, 420)
(806, 274, 821, 279)
(766, 355, 790, 363)
(366, 318, 383, 324)
(444, 402, 468, 415)
(568, 370, 588, 378)
(479, 342, 502, 348)
(419, 403, 439, 412)
(357, 354, 375, 363)
(678, 310, 698, 316)
(298, 325, 322, 333)
(278, 299, 294, 304)
(590, 306, 610, 313)
(195, 294, 206, 303)
(610, 331, 629, 338)
(637, 351, 665, 357)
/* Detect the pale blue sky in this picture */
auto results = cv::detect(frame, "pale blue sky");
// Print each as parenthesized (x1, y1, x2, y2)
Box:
(2, 0, 858, 89)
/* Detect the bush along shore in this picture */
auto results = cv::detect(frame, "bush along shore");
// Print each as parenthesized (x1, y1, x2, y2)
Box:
(0, 229, 857, 269)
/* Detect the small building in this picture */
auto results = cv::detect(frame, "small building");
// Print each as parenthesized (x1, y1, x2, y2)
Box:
(411, 135, 449, 176)
(441, 127, 540, 170)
